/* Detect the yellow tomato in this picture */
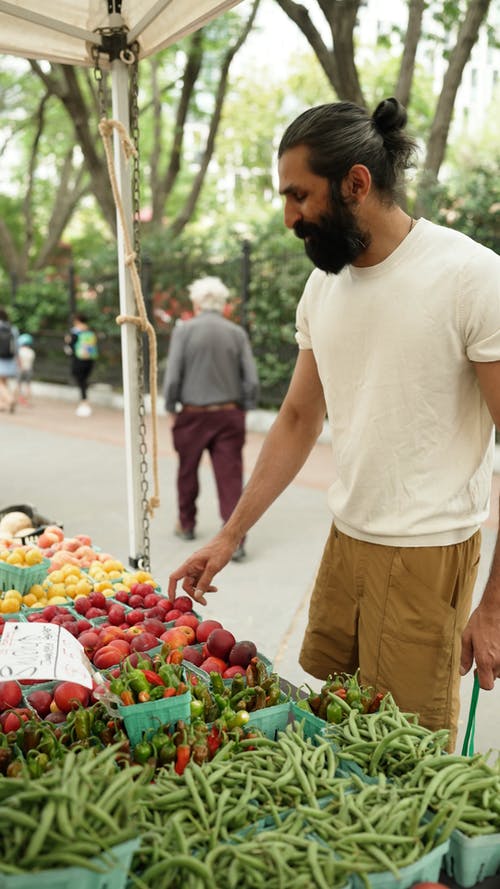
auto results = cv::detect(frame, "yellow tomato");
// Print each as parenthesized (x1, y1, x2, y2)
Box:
(61, 564, 81, 580)
(24, 548, 43, 566)
(48, 595, 68, 605)
(29, 583, 45, 600)
(64, 584, 77, 599)
(107, 570, 122, 580)
(48, 569, 64, 584)
(93, 580, 113, 594)
(1, 597, 20, 613)
(4, 589, 22, 603)
(22, 592, 38, 607)
(133, 570, 154, 583)
(6, 551, 24, 566)
(48, 582, 66, 598)
(74, 578, 92, 597)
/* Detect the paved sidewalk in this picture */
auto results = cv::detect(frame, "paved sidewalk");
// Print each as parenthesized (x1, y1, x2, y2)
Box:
(1, 382, 499, 754)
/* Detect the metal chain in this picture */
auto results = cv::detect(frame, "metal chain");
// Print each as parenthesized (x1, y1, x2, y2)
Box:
(93, 38, 151, 569)
(130, 44, 152, 570)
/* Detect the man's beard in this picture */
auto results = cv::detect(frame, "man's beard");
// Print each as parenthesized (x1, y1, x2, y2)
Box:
(294, 197, 371, 275)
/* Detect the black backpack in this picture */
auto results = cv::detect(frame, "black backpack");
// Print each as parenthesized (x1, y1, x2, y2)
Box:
(0, 322, 15, 359)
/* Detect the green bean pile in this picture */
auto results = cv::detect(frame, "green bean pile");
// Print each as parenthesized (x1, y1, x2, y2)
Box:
(322, 695, 450, 779)
(0, 744, 146, 875)
(401, 750, 500, 837)
(131, 829, 351, 889)
(132, 726, 345, 884)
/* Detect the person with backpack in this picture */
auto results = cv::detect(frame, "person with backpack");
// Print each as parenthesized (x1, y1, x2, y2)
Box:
(64, 313, 98, 417)
(0, 307, 18, 413)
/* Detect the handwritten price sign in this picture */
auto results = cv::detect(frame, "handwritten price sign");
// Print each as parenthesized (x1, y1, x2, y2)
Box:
(0, 622, 94, 688)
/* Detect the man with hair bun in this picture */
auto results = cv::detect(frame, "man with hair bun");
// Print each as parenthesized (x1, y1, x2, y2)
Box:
(164, 276, 259, 561)
(169, 99, 500, 749)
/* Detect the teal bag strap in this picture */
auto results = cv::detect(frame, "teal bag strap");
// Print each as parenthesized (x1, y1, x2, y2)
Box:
(461, 673, 480, 757)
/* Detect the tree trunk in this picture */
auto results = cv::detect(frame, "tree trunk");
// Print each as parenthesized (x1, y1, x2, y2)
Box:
(422, 0, 492, 182)
(169, 0, 260, 237)
(395, 0, 425, 107)
(275, 0, 364, 104)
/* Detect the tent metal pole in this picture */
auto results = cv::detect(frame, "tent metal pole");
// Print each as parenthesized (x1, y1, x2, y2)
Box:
(110, 57, 145, 567)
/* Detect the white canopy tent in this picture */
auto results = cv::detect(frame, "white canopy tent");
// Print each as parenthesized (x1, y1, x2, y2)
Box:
(0, 0, 241, 568)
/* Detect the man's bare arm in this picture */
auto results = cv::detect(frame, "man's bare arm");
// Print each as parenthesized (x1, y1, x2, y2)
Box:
(461, 360, 500, 688)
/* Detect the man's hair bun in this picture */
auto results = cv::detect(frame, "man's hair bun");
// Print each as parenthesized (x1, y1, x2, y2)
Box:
(372, 97, 408, 135)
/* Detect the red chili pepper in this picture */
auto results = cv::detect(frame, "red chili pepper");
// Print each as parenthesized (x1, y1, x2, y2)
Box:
(368, 692, 384, 713)
(334, 688, 347, 699)
(174, 728, 191, 775)
(163, 687, 176, 698)
(175, 682, 188, 696)
(141, 670, 165, 687)
(120, 690, 134, 706)
(167, 650, 184, 665)
(207, 724, 222, 758)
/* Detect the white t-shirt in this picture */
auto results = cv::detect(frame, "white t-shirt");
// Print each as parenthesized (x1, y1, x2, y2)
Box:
(295, 218, 500, 546)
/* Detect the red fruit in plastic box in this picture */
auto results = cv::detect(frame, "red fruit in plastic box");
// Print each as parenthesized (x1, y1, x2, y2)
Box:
(113, 590, 130, 605)
(129, 594, 145, 609)
(200, 656, 227, 675)
(53, 682, 90, 714)
(156, 598, 173, 614)
(222, 665, 247, 679)
(86, 607, 107, 620)
(107, 604, 126, 626)
(130, 582, 155, 597)
(206, 628, 236, 661)
(142, 618, 166, 638)
(165, 609, 182, 622)
(41, 605, 59, 621)
(182, 645, 204, 667)
(125, 608, 145, 626)
(26, 689, 53, 718)
(0, 680, 22, 711)
(174, 613, 199, 631)
(88, 591, 107, 610)
(76, 619, 92, 634)
(143, 592, 160, 608)
(129, 632, 159, 652)
(78, 630, 101, 653)
(196, 619, 223, 644)
(228, 640, 257, 669)
(74, 597, 91, 615)
(173, 595, 194, 613)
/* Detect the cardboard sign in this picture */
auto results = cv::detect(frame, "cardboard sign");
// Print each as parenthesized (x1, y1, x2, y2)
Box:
(0, 622, 94, 688)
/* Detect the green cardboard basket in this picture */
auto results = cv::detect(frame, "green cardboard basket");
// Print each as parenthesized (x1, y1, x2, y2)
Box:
(349, 839, 449, 889)
(290, 701, 327, 740)
(445, 829, 500, 887)
(247, 699, 290, 739)
(0, 558, 50, 595)
(0, 838, 140, 889)
(117, 689, 191, 746)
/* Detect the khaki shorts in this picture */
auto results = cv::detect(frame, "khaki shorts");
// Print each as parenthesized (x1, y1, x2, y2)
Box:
(300, 525, 481, 751)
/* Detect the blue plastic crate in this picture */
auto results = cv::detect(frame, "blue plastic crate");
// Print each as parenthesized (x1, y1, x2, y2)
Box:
(0, 838, 140, 889)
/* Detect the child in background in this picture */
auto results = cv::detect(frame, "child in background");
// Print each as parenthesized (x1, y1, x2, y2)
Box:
(16, 333, 35, 405)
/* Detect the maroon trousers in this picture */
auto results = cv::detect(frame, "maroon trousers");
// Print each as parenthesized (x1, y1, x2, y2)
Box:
(172, 408, 246, 532)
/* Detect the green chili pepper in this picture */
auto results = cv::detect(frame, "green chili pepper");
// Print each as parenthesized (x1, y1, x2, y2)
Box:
(210, 671, 225, 695)
(127, 669, 151, 694)
(133, 739, 155, 765)
(326, 699, 344, 724)
(190, 699, 204, 719)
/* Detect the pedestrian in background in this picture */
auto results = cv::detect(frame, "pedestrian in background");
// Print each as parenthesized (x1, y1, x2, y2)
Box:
(64, 313, 98, 417)
(0, 306, 18, 413)
(16, 333, 36, 406)
(164, 276, 259, 561)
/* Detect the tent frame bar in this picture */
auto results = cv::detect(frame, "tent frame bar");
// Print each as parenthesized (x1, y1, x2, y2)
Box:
(0, 0, 102, 45)
(128, 0, 174, 43)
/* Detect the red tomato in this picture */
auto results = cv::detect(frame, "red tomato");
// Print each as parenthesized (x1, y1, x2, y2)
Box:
(0, 679, 22, 711)
(53, 681, 90, 714)
(411, 883, 449, 888)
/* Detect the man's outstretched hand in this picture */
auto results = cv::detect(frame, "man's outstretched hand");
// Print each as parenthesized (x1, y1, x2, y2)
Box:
(168, 536, 236, 606)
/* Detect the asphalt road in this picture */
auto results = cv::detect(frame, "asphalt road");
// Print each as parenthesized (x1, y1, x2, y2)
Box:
(1, 381, 499, 757)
